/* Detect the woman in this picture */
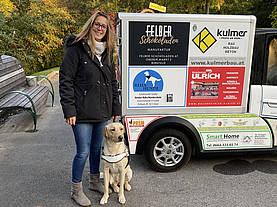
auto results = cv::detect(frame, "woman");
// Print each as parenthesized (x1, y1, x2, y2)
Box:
(59, 11, 121, 206)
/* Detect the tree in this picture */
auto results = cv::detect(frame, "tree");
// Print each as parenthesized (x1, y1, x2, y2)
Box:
(58, 0, 98, 32)
(0, 0, 75, 74)
(248, 0, 276, 28)
(210, 0, 276, 27)
(270, 6, 277, 28)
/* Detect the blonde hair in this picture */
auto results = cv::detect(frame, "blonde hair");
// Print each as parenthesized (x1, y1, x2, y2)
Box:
(75, 11, 115, 63)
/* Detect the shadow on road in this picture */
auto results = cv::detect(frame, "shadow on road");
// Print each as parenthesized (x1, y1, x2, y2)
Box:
(213, 159, 277, 175)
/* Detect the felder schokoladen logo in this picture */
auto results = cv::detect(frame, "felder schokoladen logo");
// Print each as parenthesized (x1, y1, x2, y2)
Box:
(193, 27, 217, 53)
(129, 21, 190, 66)
(133, 70, 164, 92)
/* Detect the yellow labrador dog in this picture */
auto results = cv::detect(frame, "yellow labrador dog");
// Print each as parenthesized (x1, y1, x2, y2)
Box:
(100, 122, 133, 205)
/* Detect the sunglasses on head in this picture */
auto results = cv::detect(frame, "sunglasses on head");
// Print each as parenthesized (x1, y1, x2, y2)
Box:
(97, 11, 109, 18)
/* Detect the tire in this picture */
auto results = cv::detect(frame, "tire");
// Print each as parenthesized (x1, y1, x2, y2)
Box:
(144, 128, 192, 172)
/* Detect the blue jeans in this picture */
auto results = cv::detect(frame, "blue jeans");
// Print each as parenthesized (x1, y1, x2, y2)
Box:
(71, 122, 106, 183)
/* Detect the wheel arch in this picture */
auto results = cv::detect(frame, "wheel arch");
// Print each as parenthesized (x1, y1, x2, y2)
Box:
(136, 116, 202, 155)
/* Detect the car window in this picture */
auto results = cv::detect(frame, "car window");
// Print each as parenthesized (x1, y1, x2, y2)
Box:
(267, 38, 277, 85)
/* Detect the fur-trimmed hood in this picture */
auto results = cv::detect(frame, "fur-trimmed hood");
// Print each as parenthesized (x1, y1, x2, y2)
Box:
(64, 34, 77, 48)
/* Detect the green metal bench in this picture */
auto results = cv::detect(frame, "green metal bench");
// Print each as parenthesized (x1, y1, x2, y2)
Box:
(0, 55, 54, 132)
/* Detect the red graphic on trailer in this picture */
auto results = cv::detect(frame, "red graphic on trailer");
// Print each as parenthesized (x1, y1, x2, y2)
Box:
(187, 67, 245, 107)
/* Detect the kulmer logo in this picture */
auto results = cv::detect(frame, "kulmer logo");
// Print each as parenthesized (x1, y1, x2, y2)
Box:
(193, 27, 216, 53)
(133, 70, 164, 92)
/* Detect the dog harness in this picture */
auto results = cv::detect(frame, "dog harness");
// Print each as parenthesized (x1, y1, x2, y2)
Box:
(101, 149, 129, 165)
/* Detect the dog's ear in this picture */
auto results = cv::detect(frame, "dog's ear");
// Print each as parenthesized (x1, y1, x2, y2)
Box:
(119, 123, 124, 133)
(103, 125, 108, 138)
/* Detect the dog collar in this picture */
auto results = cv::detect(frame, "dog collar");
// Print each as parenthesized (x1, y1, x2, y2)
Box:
(101, 149, 129, 163)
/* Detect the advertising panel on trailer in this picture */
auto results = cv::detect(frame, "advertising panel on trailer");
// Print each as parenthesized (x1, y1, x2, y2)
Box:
(116, 13, 277, 172)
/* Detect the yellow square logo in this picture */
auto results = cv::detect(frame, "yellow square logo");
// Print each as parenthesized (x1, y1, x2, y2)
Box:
(193, 27, 216, 53)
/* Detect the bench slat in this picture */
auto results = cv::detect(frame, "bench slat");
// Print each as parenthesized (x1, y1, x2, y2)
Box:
(30, 90, 49, 111)
(5, 86, 48, 108)
(0, 63, 21, 76)
(0, 87, 39, 108)
(0, 87, 25, 106)
(24, 89, 49, 109)
(0, 86, 49, 115)
(0, 73, 26, 95)
(0, 59, 26, 97)
(0, 67, 24, 85)
(0, 56, 19, 70)
(19, 87, 48, 108)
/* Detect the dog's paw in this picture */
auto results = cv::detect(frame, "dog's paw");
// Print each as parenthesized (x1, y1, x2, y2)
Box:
(100, 194, 109, 205)
(112, 185, 120, 193)
(118, 194, 126, 204)
(125, 183, 131, 191)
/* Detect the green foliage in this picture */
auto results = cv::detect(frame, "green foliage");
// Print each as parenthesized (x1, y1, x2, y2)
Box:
(270, 6, 277, 28)
(214, 0, 252, 14)
(0, 0, 17, 17)
(58, 0, 95, 33)
(0, 0, 75, 74)
(248, 0, 275, 28)
(93, 0, 206, 14)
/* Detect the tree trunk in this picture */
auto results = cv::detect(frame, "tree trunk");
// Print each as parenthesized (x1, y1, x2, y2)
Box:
(205, 0, 210, 14)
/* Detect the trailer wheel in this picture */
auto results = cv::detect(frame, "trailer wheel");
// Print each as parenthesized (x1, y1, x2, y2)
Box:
(144, 129, 192, 172)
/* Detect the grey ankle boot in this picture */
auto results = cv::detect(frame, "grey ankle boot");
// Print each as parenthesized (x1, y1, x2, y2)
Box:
(71, 182, 91, 206)
(89, 173, 105, 194)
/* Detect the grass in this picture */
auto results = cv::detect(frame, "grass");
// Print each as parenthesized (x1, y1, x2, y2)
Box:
(31, 67, 59, 80)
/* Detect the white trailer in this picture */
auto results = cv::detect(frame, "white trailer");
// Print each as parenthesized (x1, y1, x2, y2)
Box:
(116, 13, 277, 172)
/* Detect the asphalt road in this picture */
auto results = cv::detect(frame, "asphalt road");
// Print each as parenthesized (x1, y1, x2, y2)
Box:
(1, 75, 277, 207)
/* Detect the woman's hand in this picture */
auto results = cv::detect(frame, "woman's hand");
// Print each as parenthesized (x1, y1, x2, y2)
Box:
(66, 116, 76, 126)
(112, 116, 120, 122)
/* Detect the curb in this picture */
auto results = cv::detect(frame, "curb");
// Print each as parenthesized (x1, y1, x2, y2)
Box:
(38, 71, 59, 86)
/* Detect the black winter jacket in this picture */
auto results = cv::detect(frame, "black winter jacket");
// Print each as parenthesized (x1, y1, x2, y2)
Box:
(59, 35, 121, 122)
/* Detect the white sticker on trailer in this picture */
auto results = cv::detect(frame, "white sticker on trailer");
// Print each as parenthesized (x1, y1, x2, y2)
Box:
(201, 131, 271, 150)
(128, 67, 187, 108)
(181, 114, 272, 150)
(125, 116, 163, 141)
(189, 21, 251, 58)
